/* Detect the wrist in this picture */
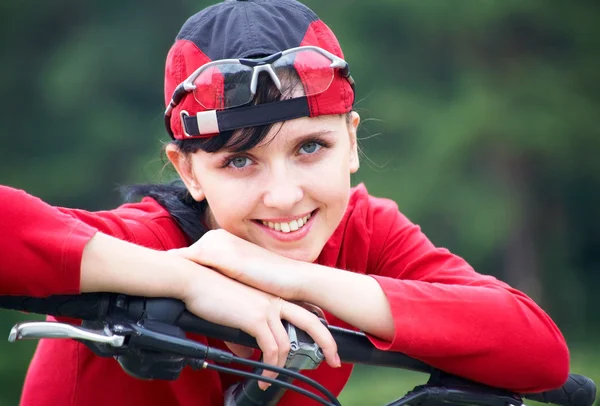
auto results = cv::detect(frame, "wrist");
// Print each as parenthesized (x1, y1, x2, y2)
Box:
(81, 232, 200, 300)
(157, 251, 194, 300)
(160, 251, 224, 303)
(293, 261, 334, 303)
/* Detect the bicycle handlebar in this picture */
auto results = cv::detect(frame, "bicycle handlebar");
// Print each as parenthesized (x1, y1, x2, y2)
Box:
(0, 293, 432, 371)
(0, 293, 596, 406)
(0, 293, 110, 320)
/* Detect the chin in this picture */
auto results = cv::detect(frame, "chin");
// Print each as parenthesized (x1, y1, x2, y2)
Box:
(273, 246, 320, 263)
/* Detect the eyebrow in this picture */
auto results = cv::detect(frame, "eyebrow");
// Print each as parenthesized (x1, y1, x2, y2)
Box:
(222, 129, 335, 154)
(287, 129, 335, 147)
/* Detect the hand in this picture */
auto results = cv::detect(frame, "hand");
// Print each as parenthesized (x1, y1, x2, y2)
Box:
(172, 229, 307, 300)
(177, 260, 340, 389)
(224, 301, 326, 360)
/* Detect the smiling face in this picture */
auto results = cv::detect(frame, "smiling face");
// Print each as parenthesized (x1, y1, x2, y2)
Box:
(167, 112, 360, 262)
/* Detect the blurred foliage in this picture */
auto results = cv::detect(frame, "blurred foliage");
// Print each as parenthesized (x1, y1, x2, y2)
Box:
(0, 0, 598, 405)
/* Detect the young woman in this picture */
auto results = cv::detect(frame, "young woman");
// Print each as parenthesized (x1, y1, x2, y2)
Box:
(0, 1, 569, 405)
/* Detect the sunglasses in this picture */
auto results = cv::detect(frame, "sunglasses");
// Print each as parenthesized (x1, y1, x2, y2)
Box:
(164, 46, 355, 138)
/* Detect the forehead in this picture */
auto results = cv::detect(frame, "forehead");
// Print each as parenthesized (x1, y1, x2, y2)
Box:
(255, 115, 344, 147)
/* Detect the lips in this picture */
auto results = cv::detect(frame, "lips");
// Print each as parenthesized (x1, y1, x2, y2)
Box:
(253, 209, 318, 242)
(260, 212, 312, 233)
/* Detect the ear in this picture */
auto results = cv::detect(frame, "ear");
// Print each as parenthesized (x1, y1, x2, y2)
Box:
(165, 144, 205, 201)
(347, 111, 360, 174)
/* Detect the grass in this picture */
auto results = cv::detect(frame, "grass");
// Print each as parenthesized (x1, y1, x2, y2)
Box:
(338, 366, 429, 405)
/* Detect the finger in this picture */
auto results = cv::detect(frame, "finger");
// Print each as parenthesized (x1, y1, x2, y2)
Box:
(252, 326, 280, 390)
(290, 301, 325, 319)
(281, 302, 340, 368)
(267, 311, 291, 370)
(224, 342, 254, 359)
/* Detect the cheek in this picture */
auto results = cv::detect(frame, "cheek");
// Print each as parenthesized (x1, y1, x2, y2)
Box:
(312, 166, 350, 198)
(200, 176, 258, 231)
(311, 147, 352, 189)
(306, 154, 352, 215)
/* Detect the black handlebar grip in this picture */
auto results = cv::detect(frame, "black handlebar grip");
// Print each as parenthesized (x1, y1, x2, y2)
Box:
(0, 293, 111, 321)
(177, 310, 258, 348)
(524, 374, 596, 406)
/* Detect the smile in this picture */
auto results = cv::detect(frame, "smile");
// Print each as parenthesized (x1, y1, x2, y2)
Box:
(253, 210, 318, 242)
(260, 212, 312, 233)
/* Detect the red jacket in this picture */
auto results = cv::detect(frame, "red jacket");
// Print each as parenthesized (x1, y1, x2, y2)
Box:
(0, 184, 569, 406)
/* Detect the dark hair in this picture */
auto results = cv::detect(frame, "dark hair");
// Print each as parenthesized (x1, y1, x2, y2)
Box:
(122, 181, 207, 242)
(125, 73, 350, 243)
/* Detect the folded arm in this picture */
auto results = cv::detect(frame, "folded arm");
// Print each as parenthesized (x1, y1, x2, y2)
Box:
(181, 198, 570, 393)
(300, 208, 570, 393)
(0, 185, 191, 297)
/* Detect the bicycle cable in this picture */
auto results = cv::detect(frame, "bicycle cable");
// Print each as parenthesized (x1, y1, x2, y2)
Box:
(201, 363, 337, 406)
(230, 355, 340, 405)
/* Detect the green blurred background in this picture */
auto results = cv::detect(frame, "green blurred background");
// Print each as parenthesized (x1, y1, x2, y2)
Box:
(0, 0, 598, 405)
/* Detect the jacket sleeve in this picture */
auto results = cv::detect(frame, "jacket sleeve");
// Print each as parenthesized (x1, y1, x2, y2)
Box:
(365, 199, 569, 393)
(0, 186, 186, 297)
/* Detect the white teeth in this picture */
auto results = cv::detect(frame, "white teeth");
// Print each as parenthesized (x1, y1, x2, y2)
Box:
(260, 212, 313, 233)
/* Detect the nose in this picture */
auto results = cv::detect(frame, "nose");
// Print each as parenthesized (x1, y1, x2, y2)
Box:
(262, 163, 304, 211)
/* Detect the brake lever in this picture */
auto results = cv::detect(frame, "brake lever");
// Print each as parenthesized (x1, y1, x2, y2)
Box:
(8, 321, 125, 347)
(286, 320, 325, 370)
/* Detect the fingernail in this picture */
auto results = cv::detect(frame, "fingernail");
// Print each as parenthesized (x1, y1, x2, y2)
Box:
(335, 354, 342, 368)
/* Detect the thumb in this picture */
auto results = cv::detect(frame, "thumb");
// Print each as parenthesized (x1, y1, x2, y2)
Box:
(225, 342, 254, 359)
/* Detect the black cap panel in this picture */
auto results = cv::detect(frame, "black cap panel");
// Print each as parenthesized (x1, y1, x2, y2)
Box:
(176, 0, 319, 60)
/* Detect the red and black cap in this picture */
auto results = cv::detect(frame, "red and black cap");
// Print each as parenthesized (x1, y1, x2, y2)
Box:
(164, 0, 355, 140)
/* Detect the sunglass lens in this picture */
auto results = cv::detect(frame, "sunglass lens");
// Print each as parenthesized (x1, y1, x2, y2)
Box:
(274, 50, 335, 97)
(193, 64, 254, 109)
